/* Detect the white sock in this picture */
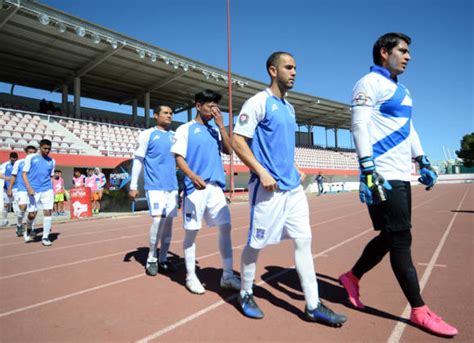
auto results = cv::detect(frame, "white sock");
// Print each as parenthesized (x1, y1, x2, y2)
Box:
(2, 207, 8, 223)
(294, 238, 319, 311)
(148, 217, 162, 260)
(17, 210, 25, 226)
(183, 229, 198, 280)
(42, 216, 52, 239)
(159, 217, 173, 263)
(27, 217, 35, 231)
(218, 223, 234, 279)
(240, 245, 260, 297)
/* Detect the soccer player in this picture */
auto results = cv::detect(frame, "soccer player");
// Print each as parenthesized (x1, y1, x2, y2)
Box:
(232, 52, 346, 326)
(339, 32, 457, 337)
(7, 145, 37, 237)
(1, 152, 18, 228)
(129, 105, 179, 276)
(22, 139, 55, 246)
(171, 89, 240, 295)
(94, 167, 106, 214)
(52, 170, 65, 215)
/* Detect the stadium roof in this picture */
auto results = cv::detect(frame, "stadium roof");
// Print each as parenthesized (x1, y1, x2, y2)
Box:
(0, 0, 352, 129)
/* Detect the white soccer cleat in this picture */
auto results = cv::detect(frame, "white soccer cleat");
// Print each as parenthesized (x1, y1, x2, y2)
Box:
(185, 277, 205, 295)
(1, 219, 8, 227)
(42, 238, 52, 246)
(220, 274, 241, 291)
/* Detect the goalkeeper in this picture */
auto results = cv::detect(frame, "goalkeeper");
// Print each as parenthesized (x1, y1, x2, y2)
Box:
(338, 32, 457, 337)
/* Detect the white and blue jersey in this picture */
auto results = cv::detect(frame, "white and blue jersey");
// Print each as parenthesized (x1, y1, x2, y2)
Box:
(132, 127, 178, 191)
(23, 154, 55, 192)
(351, 65, 424, 181)
(234, 88, 300, 190)
(171, 120, 225, 195)
(11, 159, 26, 191)
(1, 161, 15, 190)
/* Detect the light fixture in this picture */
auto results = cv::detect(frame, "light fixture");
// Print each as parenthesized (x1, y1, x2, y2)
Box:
(38, 14, 49, 25)
(171, 61, 179, 69)
(150, 54, 157, 62)
(202, 71, 210, 80)
(181, 63, 189, 72)
(57, 21, 67, 33)
(91, 33, 101, 44)
(107, 38, 118, 49)
(136, 49, 145, 59)
(75, 26, 86, 37)
(211, 73, 219, 81)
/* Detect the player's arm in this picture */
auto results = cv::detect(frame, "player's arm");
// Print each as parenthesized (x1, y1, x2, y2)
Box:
(7, 161, 19, 196)
(129, 131, 149, 198)
(410, 121, 437, 190)
(294, 163, 305, 183)
(211, 106, 232, 155)
(232, 134, 277, 191)
(175, 154, 206, 190)
(22, 171, 34, 195)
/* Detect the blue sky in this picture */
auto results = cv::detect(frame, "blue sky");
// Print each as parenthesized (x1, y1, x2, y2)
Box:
(1, 0, 472, 162)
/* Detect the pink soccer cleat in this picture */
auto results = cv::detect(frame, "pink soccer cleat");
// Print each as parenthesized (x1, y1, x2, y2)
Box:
(410, 305, 458, 337)
(339, 271, 365, 309)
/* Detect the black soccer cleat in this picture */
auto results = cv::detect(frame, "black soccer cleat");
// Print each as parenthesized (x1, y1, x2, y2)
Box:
(305, 302, 347, 327)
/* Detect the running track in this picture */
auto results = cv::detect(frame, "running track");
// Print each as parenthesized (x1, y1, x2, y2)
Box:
(0, 184, 472, 342)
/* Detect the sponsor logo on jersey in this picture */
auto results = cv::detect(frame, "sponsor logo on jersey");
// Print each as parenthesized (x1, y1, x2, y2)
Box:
(271, 104, 279, 112)
(353, 92, 370, 106)
(194, 127, 201, 135)
(238, 113, 249, 125)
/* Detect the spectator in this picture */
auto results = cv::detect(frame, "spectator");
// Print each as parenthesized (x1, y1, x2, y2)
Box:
(72, 169, 85, 187)
(52, 170, 65, 216)
(94, 167, 106, 214)
(315, 172, 325, 195)
(85, 168, 99, 214)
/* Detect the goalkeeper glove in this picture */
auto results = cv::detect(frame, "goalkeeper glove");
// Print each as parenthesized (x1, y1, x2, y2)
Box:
(359, 156, 392, 205)
(415, 155, 437, 190)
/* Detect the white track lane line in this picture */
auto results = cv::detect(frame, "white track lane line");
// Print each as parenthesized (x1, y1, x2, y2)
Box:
(387, 188, 469, 343)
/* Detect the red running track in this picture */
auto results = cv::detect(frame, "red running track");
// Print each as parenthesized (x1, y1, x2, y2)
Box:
(0, 184, 472, 342)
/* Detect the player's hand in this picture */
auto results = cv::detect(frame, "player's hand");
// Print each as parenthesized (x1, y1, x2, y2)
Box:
(27, 188, 35, 196)
(297, 169, 306, 183)
(359, 172, 392, 205)
(191, 175, 207, 190)
(6, 189, 12, 197)
(415, 155, 437, 190)
(258, 169, 278, 192)
(128, 189, 139, 199)
(211, 105, 224, 128)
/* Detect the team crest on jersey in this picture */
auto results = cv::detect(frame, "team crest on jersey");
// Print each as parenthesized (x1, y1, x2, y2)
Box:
(271, 104, 279, 112)
(353, 92, 370, 106)
(193, 127, 201, 135)
(153, 203, 159, 210)
(153, 135, 160, 140)
(238, 114, 249, 125)
(256, 228, 265, 239)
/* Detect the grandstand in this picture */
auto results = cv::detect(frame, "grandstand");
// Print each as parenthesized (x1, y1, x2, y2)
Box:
(0, 0, 358, 192)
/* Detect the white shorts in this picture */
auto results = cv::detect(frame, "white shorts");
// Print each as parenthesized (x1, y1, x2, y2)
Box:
(16, 191, 29, 206)
(2, 189, 14, 205)
(247, 180, 311, 249)
(27, 189, 54, 212)
(183, 183, 230, 230)
(146, 190, 178, 218)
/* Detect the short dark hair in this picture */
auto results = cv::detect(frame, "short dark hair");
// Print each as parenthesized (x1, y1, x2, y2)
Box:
(194, 89, 222, 105)
(266, 51, 293, 76)
(24, 145, 37, 152)
(39, 139, 52, 147)
(55, 169, 62, 173)
(155, 104, 173, 114)
(373, 32, 411, 66)
(9, 152, 18, 159)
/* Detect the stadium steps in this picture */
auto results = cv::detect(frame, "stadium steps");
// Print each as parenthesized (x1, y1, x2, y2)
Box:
(47, 121, 102, 156)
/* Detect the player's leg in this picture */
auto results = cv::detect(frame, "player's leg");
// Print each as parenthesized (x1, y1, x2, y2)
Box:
(205, 184, 239, 290)
(286, 186, 346, 326)
(25, 193, 39, 242)
(40, 190, 54, 246)
(182, 190, 205, 294)
(1, 192, 11, 227)
(339, 192, 392, 309)
(15, 191, 26, 237)
(158, 190, 178, 272)
(146, 215, 163, 276)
